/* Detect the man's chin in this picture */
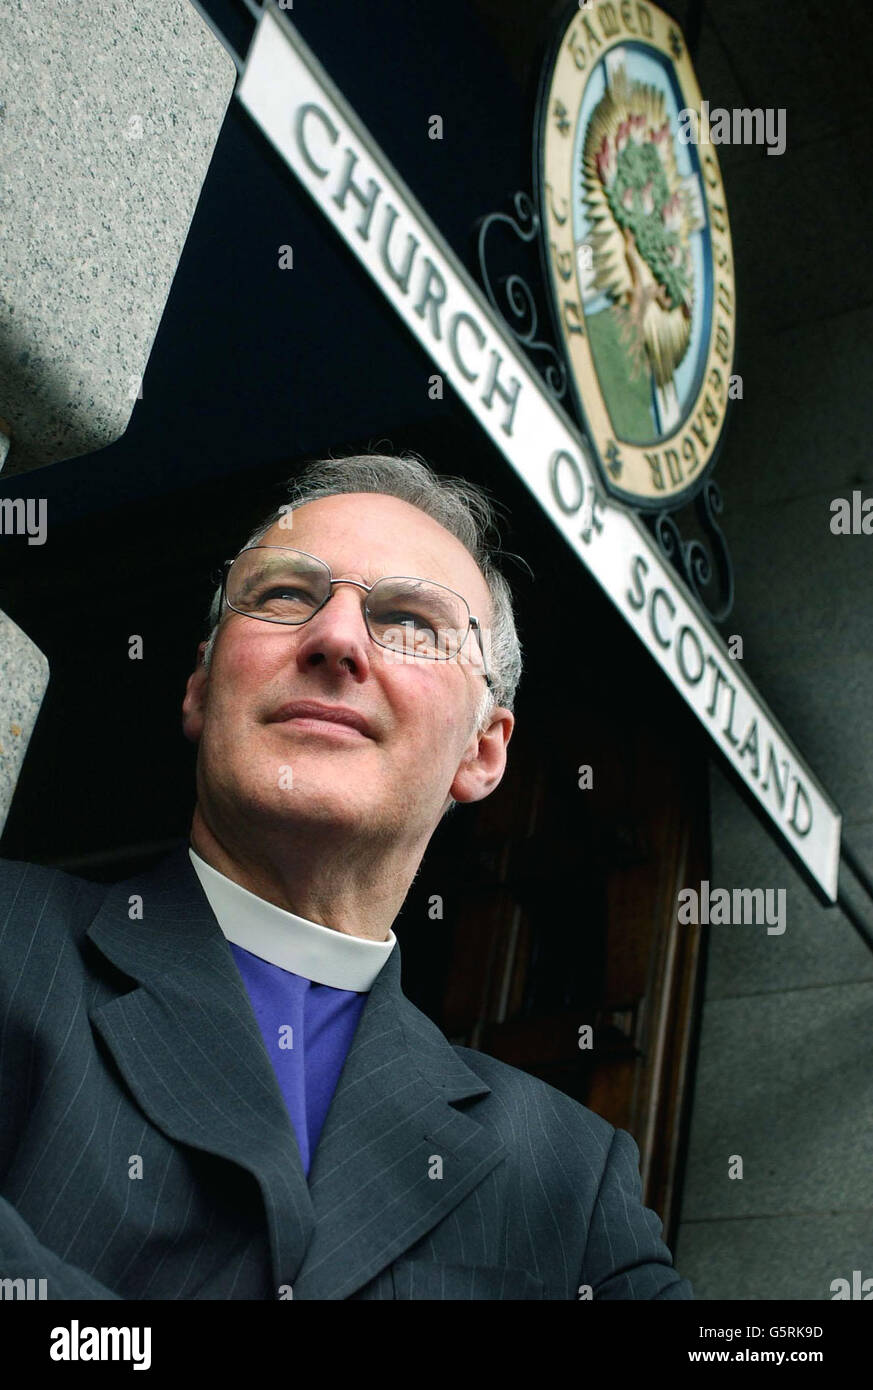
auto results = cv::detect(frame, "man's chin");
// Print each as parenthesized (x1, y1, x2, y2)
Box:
(229, 780, 378, 834)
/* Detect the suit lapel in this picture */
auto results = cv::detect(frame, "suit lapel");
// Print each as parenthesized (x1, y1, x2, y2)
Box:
(86, 846, 316, 1290)
(85, 845, 505, 1302)
(294, 946, 506, 1300)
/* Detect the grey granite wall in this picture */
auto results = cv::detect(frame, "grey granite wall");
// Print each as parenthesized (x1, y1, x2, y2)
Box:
(0, 612, 49, 839)
(0, 0, 235, 828)
(0, 0, 236, 474)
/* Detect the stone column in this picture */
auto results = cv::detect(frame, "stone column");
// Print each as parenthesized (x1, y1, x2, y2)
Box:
(0, 612, 49, 839)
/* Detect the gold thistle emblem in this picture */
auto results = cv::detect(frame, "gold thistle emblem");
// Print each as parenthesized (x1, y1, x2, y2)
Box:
(537, 1, 736, 507)
(583, 65, 701, 418)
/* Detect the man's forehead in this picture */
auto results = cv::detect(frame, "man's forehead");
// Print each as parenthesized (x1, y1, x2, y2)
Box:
(260, 492, 492, 610)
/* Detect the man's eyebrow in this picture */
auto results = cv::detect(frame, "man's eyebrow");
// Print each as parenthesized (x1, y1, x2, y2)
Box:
(374, 578, 462, 609)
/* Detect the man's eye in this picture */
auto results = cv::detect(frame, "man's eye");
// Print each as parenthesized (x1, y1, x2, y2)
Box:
(249, 585, 317, 609)
(382, 609, 437, 633)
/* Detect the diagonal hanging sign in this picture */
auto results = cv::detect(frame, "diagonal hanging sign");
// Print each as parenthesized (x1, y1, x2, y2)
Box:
(235, 4, 841, 901)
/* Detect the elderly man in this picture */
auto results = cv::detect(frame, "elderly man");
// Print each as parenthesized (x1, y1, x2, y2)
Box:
(0, 451, 692, 1300)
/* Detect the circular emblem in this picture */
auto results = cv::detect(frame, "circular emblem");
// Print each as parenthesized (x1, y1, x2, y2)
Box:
(536, 2, 737, 508)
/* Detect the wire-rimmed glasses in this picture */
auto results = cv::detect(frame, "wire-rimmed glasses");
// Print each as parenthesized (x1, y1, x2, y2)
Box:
(220, 546, 493, 688)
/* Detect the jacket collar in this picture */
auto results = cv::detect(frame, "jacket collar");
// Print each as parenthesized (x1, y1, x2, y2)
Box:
(86, 844, 504, 1299)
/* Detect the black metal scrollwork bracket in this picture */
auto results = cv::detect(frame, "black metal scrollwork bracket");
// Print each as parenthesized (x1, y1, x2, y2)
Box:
(475, 191, 568, 402)
(639, 478, 735, 623)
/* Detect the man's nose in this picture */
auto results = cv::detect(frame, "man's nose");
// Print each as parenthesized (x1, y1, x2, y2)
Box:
(293, 583, 373, 681)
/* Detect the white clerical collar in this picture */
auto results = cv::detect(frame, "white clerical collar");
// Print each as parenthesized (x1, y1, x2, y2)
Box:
(188, 847, 396, 992)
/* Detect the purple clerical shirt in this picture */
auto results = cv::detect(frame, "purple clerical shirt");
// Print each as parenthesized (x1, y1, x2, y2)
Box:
(228, 944, 367, 1175)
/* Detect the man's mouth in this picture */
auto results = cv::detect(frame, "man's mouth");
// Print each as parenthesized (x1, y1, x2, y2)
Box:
(267, 700, 374, 739)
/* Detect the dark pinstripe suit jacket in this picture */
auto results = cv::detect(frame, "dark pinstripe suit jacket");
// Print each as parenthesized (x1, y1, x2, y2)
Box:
(0, 846, 693, 1300)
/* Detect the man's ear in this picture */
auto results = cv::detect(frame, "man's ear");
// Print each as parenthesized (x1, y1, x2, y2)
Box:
(449, 706, 514, 805)
(181, 641, 210, 744)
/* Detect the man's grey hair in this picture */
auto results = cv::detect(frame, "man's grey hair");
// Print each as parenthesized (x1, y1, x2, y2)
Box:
(202, 451, 523, 730)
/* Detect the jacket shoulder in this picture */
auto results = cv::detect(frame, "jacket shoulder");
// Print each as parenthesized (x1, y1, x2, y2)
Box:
(451, 1042, 616, 1151)
(0, 856, 108, 951)
(451, 1043, 693, 1299)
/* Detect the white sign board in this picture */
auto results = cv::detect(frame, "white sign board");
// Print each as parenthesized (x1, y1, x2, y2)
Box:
(237, 5, 841, 901)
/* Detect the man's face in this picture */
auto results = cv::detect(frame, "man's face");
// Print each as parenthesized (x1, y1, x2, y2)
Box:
(182, 493, 513, 856)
